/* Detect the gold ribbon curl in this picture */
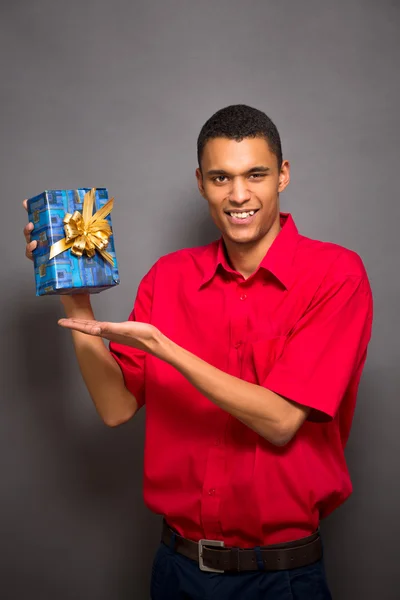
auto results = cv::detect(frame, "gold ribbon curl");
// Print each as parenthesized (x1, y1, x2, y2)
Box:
(49, 188, 115, 266)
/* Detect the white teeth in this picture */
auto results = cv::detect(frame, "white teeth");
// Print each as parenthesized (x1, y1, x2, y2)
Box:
(229, 210, 255, 219)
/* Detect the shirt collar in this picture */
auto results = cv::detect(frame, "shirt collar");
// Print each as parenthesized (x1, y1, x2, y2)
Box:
(198, 213, 299, 290)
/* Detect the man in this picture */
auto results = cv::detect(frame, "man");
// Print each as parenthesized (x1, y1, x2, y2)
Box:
(24, 105, 373, 599)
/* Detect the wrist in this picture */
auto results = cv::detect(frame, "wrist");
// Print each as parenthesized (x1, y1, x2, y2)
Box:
(60, 294, 93, 318)
(148, 329, 179, 365)
(148, 328, 174, 360)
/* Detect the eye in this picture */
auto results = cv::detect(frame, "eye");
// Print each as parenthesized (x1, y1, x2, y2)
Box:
(212, 175, 228, 183)
(249, 173, 265, 179)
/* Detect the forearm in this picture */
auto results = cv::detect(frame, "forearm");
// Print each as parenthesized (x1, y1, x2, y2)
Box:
(61, 297, 138, 426)
(157, 333, 308, 446)
(55, 312, 309, 440)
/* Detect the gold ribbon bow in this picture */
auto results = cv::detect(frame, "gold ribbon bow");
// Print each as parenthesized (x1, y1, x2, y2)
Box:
(49, 188, 115, 266)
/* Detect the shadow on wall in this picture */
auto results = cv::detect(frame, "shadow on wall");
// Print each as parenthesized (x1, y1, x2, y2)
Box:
(320, 369, 382, 597)
(14, 287, 142, 500)
(9, 284, 159, 588)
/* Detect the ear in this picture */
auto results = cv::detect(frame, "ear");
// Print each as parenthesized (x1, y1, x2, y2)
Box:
(278, 160, 290, 193)
(196, 167, 206, 198)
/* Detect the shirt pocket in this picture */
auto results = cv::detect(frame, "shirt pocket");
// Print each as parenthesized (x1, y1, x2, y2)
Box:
(250, 335, 287, 385)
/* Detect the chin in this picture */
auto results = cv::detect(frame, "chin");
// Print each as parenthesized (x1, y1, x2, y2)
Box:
(225, 230, 260, 245)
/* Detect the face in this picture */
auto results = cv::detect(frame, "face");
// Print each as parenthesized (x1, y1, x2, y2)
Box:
(196, 137, 290, 247)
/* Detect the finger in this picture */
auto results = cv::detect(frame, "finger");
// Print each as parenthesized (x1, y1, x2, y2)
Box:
(25, 241, 37, 260)
(23, 222, 34, 243)
(58, 319, 127, 339)
(58, 318, 118, 332)
(23, 199, 28, 211)
(26, 240, 37, 252)
(59, 318, 102, 327)
(58, 318, 103, 336)
(60, 323, 102, 336)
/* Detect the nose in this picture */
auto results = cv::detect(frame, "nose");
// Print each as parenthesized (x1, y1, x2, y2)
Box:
(228, 176, 251, 205)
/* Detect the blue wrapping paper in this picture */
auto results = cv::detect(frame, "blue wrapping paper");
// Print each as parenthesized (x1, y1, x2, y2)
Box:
(27, 188, 120, 296)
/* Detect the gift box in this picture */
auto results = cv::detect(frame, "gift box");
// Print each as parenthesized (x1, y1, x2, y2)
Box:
(27, 188, 120, 296)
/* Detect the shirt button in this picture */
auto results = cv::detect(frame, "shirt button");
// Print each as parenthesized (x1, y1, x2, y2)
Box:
(240, 293, 247, 300)
(208, 488, 216, 496)
(234, 341, 242, 349)
(214, 438, 221, 446)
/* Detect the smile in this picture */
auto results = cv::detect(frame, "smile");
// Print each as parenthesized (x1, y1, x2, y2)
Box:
(225, 209, 259, 224)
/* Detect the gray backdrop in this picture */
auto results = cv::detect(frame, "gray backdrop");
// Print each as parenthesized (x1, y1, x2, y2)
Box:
(1, 0, 399, 598)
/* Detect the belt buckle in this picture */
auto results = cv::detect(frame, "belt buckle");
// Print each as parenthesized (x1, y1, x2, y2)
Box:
(198, 539, 225, 573)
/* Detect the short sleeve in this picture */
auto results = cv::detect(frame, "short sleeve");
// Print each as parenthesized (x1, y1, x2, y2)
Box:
(109, 265, 156, 409)
(264, 262, 373, 421)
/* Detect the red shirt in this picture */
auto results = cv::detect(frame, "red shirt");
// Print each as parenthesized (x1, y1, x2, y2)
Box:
(110, 213, 373, 546)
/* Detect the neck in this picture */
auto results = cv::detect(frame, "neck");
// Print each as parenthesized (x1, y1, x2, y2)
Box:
(224, 219, 281, 279)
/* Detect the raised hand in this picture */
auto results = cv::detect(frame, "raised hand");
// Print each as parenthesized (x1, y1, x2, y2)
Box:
(23, 199, 37, 260)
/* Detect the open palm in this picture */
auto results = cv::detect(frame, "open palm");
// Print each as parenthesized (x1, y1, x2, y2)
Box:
(58, 317, 159, 352)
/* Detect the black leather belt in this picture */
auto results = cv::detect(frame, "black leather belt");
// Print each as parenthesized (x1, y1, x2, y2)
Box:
(162, 520, 322, 573)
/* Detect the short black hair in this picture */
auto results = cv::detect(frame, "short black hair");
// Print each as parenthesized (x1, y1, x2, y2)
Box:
(197, 104, 282, 170)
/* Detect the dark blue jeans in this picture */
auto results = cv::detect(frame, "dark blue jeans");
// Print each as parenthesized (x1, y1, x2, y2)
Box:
(150, 541, 332, 599)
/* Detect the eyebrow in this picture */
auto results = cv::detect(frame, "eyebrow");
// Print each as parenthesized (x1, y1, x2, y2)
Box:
(206, 166, 271, 176)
